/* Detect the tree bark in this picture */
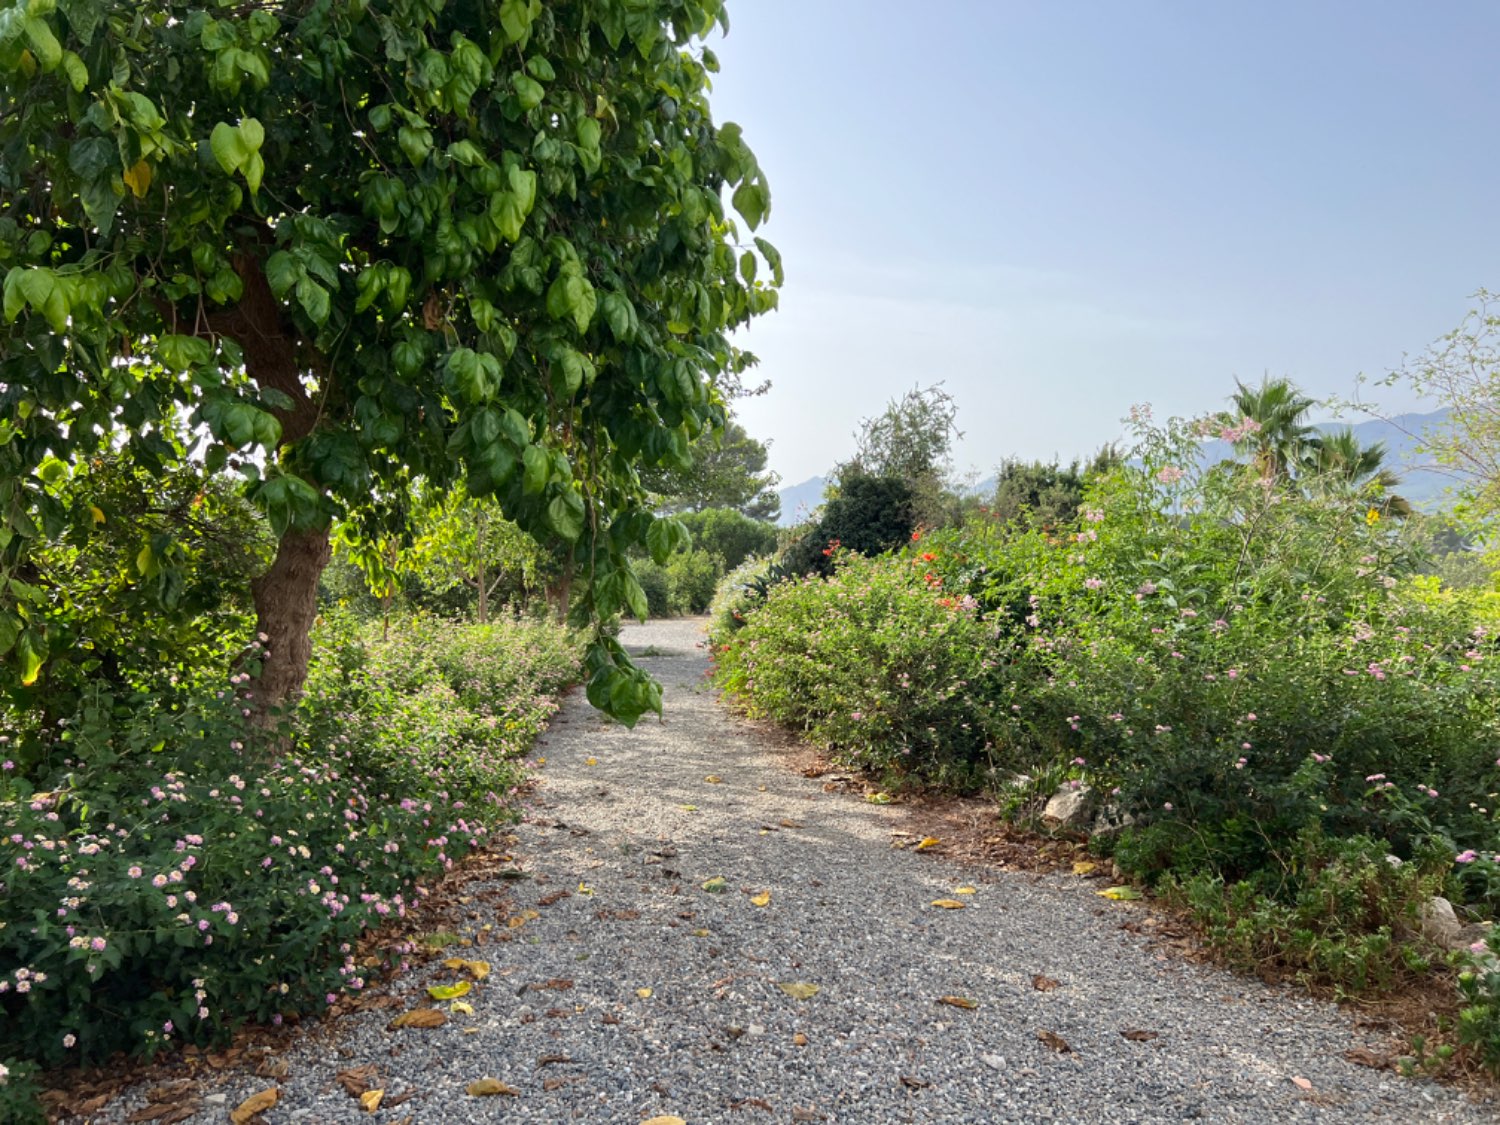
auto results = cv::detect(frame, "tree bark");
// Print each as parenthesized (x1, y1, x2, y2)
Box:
(250, 526, 331, 721)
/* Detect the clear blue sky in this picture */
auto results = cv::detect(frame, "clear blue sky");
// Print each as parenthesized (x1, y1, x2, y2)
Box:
(705, 1, 1500, 485)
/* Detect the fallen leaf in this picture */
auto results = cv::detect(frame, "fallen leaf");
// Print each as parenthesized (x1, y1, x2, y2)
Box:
(336, 1064, 379, 1096)
(777, 981, 820, 1000)
(937, 995, 978, 1010)
(914, 837, 941, 852)
(537, 1054, 572, 1067)
(704, 774, 723, 783)
(701, 876, 727, 893)
(636, 987, 653, 998)
(537, 889, 571, 907)
(930, 899, 967, 910)
(899, 1075, 930, 1089)
(388, 1008, 446, 1029)
(750, 890, 771, 907)
(254, 1055, 289, 1079)
(450, 1001, 475, 1015)
(427, 980, 472, 1001)
(866, 792, 893, 804)
(680, 804, 698, 812)
(1291, 1076, 1313, 1091)
(467, 1078, 520, 1096)
(1343, 1046, 1390, 1069)
(732, 1097, 774, 1111)
(1037, 1029, 1072, 1053)
(584, 757, 598, 766)
(779, 819, 803, 829)
(507, 909, 540, 930)
(230, 1089, 278, 1124)
(793, 1032, 808, 1046)
(127, 1104, 202, 1124)
(691, 928, 711, 937)
(1072, 861, 1097, 876)
(1096, 886, 1142, 901)
(641, 1118, 687, 1125)
(1120, 1029, 1159, 1041)
(577, 881, 594, 896)
(1032, 974, 1060, 992)
(955, 886, 977, 895)
(442, 958, 491, 981)
(359, 1090, 384, 1113)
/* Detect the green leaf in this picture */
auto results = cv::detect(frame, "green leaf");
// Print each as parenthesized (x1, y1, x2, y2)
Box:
(512, 73, 544, 111)
(16, 628, 45, 686)
(60, 48, 86, 90)
(732, 178, 768, 231)
(24, 15, 61, 71)
(499, 0, 541, 45)
(398, 124, 432, 166)
(522, 444, 549, 494)
(739, 250, 756, 285)
(155, 334, 212, 371)
(546, 490, 585, 542)
(209, 120, 247, 174)
(295, 276, 330, 325)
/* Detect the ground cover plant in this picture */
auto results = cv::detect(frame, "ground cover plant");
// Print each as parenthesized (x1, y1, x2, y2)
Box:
(712, 401, 1500, 1068)
(0, 613, 578, 1119)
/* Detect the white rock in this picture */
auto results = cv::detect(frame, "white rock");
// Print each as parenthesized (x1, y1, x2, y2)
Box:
(1043, 783, 1094, 828)
(981, 1053, 1006, 1071)
(1420, 896, 1466, 950)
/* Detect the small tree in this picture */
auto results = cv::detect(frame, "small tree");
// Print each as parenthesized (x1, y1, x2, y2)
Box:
(1, 1, 781, 725)
(643, 417, 781, 520)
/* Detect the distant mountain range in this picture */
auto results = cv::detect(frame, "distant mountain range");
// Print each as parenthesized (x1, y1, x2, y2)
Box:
(774, 409, 1457, 526)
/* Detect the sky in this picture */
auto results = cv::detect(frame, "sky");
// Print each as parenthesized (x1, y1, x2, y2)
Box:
(703, 1, 1500, 486)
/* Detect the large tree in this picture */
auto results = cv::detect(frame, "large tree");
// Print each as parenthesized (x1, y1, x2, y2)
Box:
(643, 416, 779, 519)
(0, 0, 780, 724)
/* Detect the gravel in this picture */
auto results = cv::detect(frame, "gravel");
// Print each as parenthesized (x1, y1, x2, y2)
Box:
(93, 617, 1493, 1123)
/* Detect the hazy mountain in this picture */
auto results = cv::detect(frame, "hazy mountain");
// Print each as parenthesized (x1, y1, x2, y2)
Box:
(775, 475, 827, 526)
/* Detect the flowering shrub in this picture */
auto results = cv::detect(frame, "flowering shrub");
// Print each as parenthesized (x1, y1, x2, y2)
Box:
(714, 407, 1500, 1057)
(0, 615, 576, 1083)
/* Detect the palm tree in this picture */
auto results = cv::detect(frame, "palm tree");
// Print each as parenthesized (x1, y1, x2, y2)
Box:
(1227, 377, 1320, 481)
(1302, 428, 1413, 517)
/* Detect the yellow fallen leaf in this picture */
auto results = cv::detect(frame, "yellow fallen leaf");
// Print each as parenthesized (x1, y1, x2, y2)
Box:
(585, 757, 598, 766)
(388, 1008, 446, 1029)
(1097, 886, 1143, 901)
(359, 1089, 384, 1113)
(938, 995, 978, 1010)
(866, 792, 894, 804)
(536, 757, 546, 765)
(1072, 861, 1097, 876)
(955, 886, 977, 895)
(701, 876, 727, 893)
(680, 804, 698, 812)
(704, 774, 723, 783)
(642, 1118, 687, 1125)
(467, 1078, 520, 1096)
(793, 1032, 808, 1046)
(915, 836, 941, 852)
(691, 928, 711, 937)
(230, 1088, 279, 1124)
(443, 959, 491, 981)
(508, 909, 540, 930)
(931, 899, 967, 910)
(450, 1001, 475, 1015)
(750, 890, 771, 907)
(577, 881, 594, 896)
(777, 981, 820, 1000)
(428, 980, 471, 1001)
(464, 1027, 480, 1034)
(636, 987, 653, 998)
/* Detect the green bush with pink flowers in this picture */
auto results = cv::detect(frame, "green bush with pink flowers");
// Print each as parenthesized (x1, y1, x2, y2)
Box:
(0, 614, 576, 1092)
(713, 406, 1500, 1059)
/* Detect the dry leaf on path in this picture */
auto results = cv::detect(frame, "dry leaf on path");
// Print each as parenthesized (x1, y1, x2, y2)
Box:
(427, 980, 471, 1001)
(388, 1008, 446, 1029)
(450, 1001, 475, 1015)
(126, 1104, 201, 1125)
(1072, 861, 1097, 876)
(1343, 1047, 1390, 1069)
(704, 774, 723, 783)
(1096, 886, 1142, 901)
(467, 1078, 520, 1096)
(254, 1056, 289, 1079)
(1291, 1076, 1313, 1091)
(359, 1090, 384, 1113)
(1032, 975, 1060, 992)
(937, 995, 977, 1010)
(914, 837, 941, 852)
(793, 1032, 808, 1046)
(899, 1075, 930, 1089)
(641, 1117, 687, 1125)
(442, 958, 491, 980)
(584, 757, 598, 766)
(777, 981, 820, 1000)
(750, 890, 771, 907)
(1037, 1029, 1073, 1053)
(230, 1089, 279, 1124)
(955, 886, 977, 895)
(335, 1065, 379, 1096)
(701, 876, 727, 893)
(930, 899, 966, 910)
(779, 819, 803, 829)
(636, 987, 653, 999)
(1120, 1029, 1159, 1042)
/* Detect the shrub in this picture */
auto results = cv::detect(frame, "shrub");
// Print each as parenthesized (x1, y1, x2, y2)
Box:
(781, 474, 915, 577)
(632, 558, 673, 618)
(665, 548, 724, 615)
(678, 508, 778, 571)
(0, 615, 576, 1089)
(708, 555, 777, 640)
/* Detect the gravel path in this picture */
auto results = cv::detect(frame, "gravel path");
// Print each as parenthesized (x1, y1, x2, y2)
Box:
(97, 617, 1492, 1124)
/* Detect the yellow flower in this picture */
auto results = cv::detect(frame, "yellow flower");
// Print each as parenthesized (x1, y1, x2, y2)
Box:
(1365, 508, 1380, 525)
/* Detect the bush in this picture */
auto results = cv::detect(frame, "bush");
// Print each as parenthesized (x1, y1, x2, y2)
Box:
(665, 548, 723, 615)
(678, 508, 778, 571)
(0, 615, 577, 1089)
(781, 474, 915, 577)
(633, 558, 673, 618)
(708, 555, 777, 640)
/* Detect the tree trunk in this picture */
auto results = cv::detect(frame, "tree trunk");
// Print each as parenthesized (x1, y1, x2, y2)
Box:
(250, 526, 332, 722)
(475, 513, 489, 625)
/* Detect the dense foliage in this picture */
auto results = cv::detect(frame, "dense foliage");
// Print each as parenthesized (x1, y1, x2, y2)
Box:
(1, 0, 780, 726)
(713, 403, 1500, 1060)
(0, 614, 576, 1078)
